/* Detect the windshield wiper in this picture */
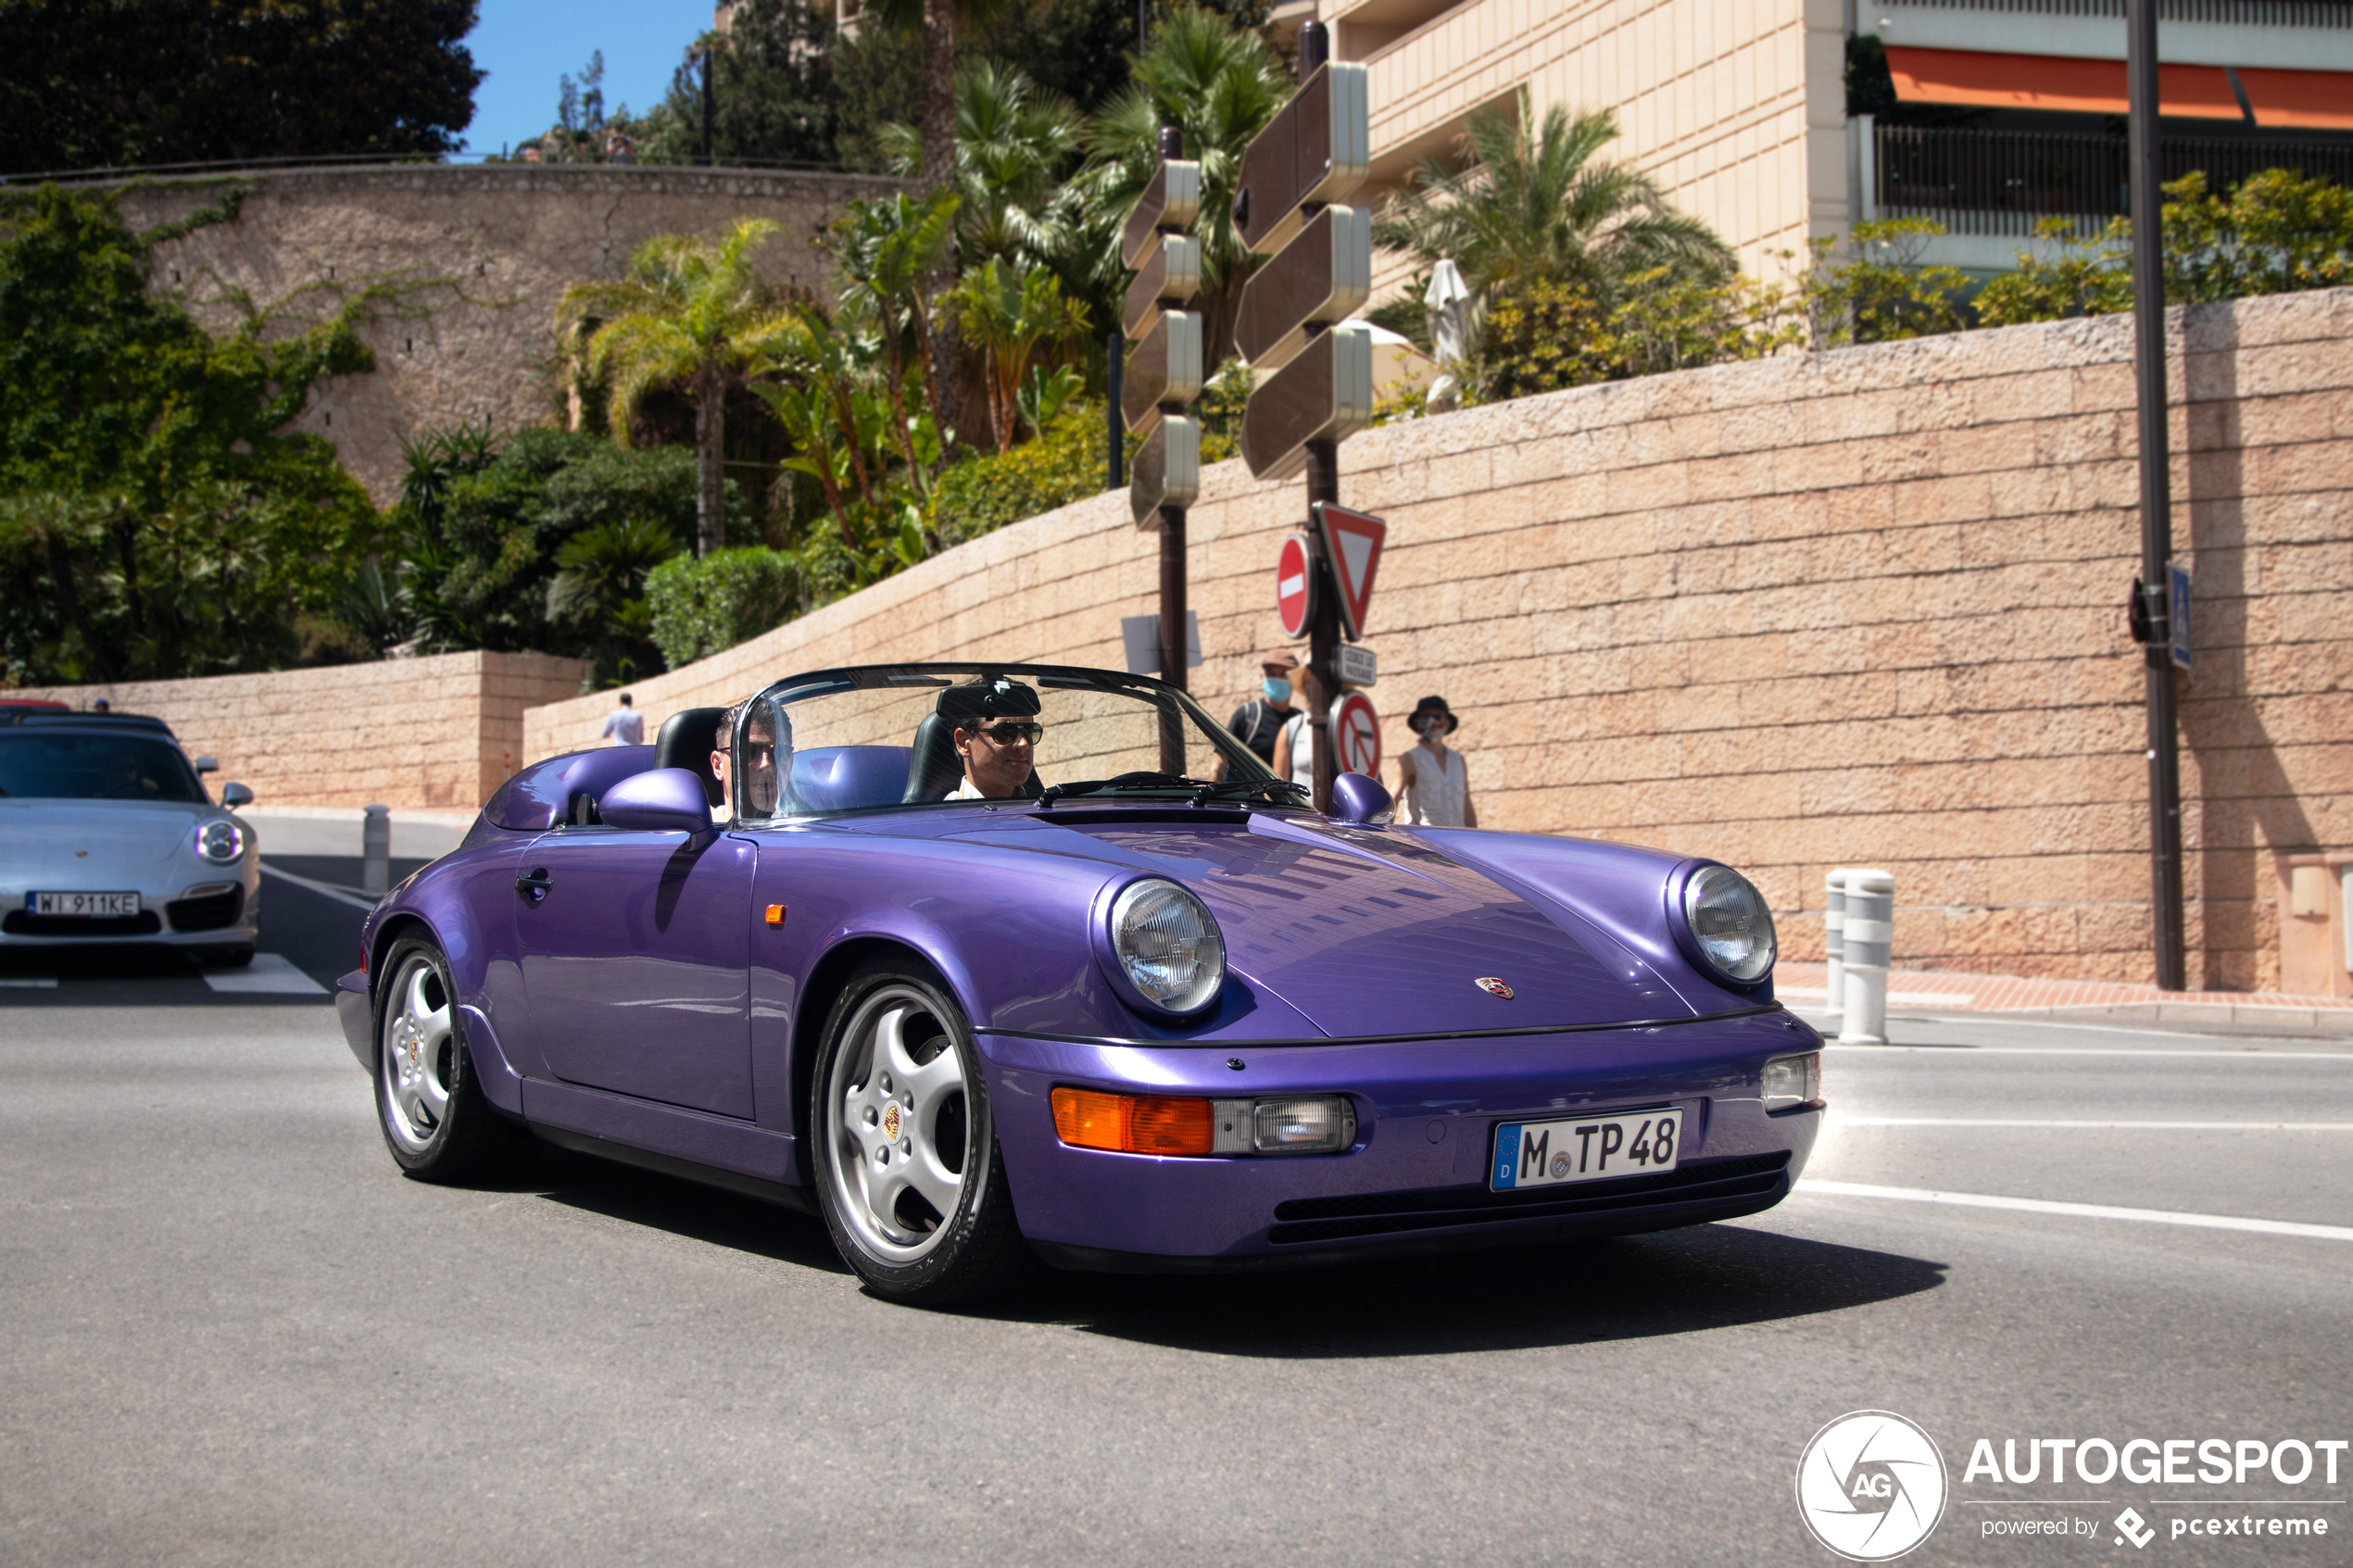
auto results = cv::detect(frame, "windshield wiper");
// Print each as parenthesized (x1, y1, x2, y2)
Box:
(1189, 776, 1311, 808)
(1038, 771, 1211, 809)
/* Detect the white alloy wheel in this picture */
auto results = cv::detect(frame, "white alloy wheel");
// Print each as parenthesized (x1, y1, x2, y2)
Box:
(824, 981, 973, 1264)
(381, 951, 457, 1155)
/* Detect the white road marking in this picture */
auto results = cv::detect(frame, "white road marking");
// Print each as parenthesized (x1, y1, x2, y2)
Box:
(1837, 1117, 2353, 1130)
(203, 954, 327, 996)
(1823, 1045, 2353, 1061)
(258, 861, 379, 911)
(1794, 1179, 2353, 1243)
(1781, 987, 1977, 1007)
(1, 977, 60, 988)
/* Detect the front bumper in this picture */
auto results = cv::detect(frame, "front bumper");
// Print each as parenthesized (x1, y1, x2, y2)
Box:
(0, 880, 258, 947)
(981, 1008, 1824, 1270)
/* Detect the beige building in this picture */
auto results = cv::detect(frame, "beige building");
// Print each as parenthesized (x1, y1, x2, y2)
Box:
(1272, 0, 2353, 288)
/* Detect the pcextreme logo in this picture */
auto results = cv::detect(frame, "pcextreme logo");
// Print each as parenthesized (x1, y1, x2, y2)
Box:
(1795, 1411, 1951, 1562)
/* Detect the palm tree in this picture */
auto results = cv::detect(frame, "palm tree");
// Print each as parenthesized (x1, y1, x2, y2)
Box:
(828, 191, 959, 483)
(949, 258, 1090, 453)
(1069, 8, 1292, 364)
(1374, 103, 1734, 309)
(556, 219, 795, 557)
(884, 62, 1083, 272)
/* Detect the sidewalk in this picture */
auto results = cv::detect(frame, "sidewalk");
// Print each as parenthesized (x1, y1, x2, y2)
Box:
(1775, 961, 2353, 1032)
(235, 805, 474, 859)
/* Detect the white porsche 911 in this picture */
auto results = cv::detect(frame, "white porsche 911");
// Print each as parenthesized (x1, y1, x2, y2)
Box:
(0, 714, 261, 966)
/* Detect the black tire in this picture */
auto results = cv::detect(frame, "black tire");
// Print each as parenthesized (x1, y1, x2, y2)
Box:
(810, 958, 1031, 1306)
(372, 934, 536, 1184)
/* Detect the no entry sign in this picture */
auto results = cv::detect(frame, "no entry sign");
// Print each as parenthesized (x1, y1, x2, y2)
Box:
(1276, 533, 1314, 639)
(1330, 691, 1380, 778)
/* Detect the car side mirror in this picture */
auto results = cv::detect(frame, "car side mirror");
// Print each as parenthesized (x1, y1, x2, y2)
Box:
(598, 768, 714, 836)
(220, 782, 255, 809)
(195, 756, 220, 773)
(1328, 771, 1394, 825)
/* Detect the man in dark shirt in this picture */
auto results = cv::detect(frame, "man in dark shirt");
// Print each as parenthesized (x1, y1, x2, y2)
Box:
(1223, 652, 1301, 770)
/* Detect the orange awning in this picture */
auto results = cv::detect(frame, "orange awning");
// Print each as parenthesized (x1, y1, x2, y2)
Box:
(1884, 47, 2241, 118)
(2235, 68, 2353, 131)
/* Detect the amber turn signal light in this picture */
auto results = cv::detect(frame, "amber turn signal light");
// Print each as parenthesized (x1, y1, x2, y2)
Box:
(1051, 1087, 1214, 1156)
(764, 904, 786, 927)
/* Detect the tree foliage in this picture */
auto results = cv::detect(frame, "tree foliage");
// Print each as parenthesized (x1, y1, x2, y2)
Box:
(0, 185, 384, 683)
(644, 546, 798, 669)
(0, 0, 482, 176)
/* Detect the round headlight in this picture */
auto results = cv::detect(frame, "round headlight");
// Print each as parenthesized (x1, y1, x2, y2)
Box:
(1682, 864, 1776, 983)
(1108, 879, 1226, 1015)
(195, 820, 245, 864)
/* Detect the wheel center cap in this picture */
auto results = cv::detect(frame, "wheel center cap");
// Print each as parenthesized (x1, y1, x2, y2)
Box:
(394, 1019, 421, 1068)
(881, 1101, 903, 1142)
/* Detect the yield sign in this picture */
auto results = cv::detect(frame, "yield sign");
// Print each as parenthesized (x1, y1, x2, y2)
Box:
(1276, 533, 1314, 639)
(1330, 691, 1381, 778)
(1312, 501, 1385, 642)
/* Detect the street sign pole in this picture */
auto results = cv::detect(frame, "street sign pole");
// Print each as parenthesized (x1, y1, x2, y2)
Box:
(1306, 437, 1340, 810)
(2127, 0, 2186, 991)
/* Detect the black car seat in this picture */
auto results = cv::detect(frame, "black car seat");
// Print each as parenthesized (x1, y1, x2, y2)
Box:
(901, 712, 1040, 802)
(656, 707, 729, 808)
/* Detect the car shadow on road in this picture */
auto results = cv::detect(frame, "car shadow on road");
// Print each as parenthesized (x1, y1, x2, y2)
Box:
(519, 1148, 853, 1276)
(1002, 1225, 1948, 1358)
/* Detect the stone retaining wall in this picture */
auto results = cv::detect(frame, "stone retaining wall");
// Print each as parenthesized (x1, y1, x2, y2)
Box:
(527, 287, 2353, 991)
(105, 164, 898, 503)
(17, 651, 586, 810)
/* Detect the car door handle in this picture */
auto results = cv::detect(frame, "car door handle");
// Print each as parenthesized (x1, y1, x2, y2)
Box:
(515, 868, 553, 898)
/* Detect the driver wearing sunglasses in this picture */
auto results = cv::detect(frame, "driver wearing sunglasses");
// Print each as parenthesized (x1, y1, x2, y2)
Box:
(941, 677, 1046, 800)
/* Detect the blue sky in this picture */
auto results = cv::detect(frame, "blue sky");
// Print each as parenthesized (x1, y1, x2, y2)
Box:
(459, 0, 711, 156)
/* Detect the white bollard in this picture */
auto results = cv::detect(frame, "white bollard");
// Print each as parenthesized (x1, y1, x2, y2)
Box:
(1839, 868, 1894, 1045)
(361, 804, 392, 895)
(1823, 869, 1849, 1023)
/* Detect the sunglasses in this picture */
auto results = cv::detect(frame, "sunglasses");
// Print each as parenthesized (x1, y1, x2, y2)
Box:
(970, 721, 1042, 746)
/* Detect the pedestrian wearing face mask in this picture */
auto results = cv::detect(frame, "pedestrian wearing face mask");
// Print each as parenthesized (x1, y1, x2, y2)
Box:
(1397, 696, 1476, 828)
(1217, 653, 1301, 778)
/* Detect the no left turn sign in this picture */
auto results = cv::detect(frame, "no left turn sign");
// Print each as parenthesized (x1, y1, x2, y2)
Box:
(1331, 691, 1380, 777)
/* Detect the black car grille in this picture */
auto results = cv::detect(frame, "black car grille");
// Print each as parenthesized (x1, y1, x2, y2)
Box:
(1265, 1150, 1793, 1245)
(4, 909, 164, 937)
(166, 886, 245, 933)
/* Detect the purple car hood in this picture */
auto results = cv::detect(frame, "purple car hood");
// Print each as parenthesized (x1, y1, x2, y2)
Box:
(938, 811, 1702, 1037)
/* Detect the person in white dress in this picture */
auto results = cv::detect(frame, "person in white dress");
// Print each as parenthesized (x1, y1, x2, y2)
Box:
(1397, 695, 1476, 828)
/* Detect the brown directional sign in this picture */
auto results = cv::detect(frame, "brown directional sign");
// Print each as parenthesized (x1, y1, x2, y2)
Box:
(1239, 324, 1374, 482)
(1121, 234, 1202, 340)
(1120, 311, 1203, 438)
(1233, 206, 1369, 370)
(1129, 415, 1201, 529)
(1119, 159, 1202, 270)
(1232, 63, 1369, 257)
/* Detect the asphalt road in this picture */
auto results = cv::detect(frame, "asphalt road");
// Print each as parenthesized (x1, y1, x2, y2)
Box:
(3, 922, 2347, 1564)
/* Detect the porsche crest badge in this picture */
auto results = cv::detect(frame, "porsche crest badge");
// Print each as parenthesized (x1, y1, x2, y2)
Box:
(882, 1102, 903, 1141)
(1474, 976, 1514, 1000)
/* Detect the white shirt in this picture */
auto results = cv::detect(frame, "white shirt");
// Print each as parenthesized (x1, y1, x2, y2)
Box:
(1403, 742, 1469, 827)
(600, 707, 645, 746)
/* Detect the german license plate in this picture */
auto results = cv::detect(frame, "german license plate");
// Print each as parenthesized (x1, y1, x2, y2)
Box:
(1491, 1109, 1682, 1191)
(31, 891, 141, 917)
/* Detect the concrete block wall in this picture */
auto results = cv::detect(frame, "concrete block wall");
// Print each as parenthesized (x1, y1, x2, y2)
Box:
(529, 286, 2353, 991)
(17, 650, 587, 811)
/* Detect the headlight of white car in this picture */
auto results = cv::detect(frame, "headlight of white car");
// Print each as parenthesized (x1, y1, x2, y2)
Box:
(194, 819, 245, 864)
(1108, 879, 1226, 1015)
(1681, 864, 1776, 983)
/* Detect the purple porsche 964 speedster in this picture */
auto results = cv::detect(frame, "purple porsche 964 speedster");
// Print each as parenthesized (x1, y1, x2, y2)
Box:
(336, 662, 1823, 1305)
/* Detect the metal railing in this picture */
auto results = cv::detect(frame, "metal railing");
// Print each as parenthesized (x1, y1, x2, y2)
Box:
(1895, 0, 2351, 23)
(1872, 122, 2353, 235)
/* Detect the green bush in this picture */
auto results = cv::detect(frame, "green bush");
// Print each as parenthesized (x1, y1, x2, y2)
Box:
(645, 546, 798, 669)
(926, 401, 1109, 548)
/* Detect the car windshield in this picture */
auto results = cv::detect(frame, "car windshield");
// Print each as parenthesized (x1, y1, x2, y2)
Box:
(0, 732, 208, 803)
(736, 663, 1298, 820)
